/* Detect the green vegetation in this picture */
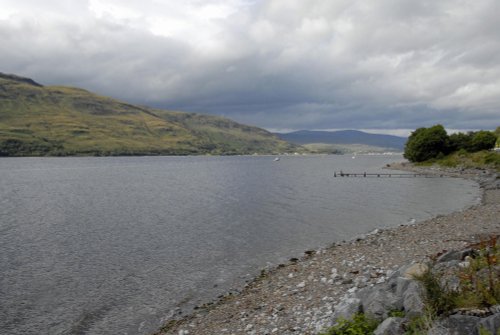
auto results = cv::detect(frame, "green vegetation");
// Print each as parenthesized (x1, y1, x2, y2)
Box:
(153, 111, 298, 155)
(0, 73, 299, 156)
(404, 125, 450, 162)
(403, 309, 437, 335)
(453, 239, 500, 309)
(408, 236, 500, 334)
(479, 325, 498, 335)
(321, 238, 499, 335)
(388, 309, 406, 318)
(319, 313, 380, 335)
(404, 124, 500, 170)
(495, 127, 500, 147)
(429, 237, 499, 310)
(413, 268, 459, 316)
(404, 125, 498, 162)
(422, 150, 500, 172)
(446, 130, 497, 153)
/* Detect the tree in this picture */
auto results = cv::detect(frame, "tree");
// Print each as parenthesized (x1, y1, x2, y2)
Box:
(448, 132, 473, 152)
(469, 131, 497, 152)
(404, 125, 449, 162)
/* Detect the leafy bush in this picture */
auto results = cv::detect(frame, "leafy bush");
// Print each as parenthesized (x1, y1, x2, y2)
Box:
(494, 126, 500, 145)
(319, 313, 380, 335)
(447, 131, 496, 153)
(448, 132, 473, 152)
(405, 125, 498, 163)
(404, 125, 449, 162)
(470, 131, 497, 152)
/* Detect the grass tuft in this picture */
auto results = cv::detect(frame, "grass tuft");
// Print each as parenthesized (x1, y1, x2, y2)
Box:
(319, 313, 380, 335)
(423, 150, 500, 172)
(415, 235, 499, 314)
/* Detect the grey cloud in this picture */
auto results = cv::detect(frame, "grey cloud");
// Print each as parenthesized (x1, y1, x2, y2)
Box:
(1, 0, 499, 132)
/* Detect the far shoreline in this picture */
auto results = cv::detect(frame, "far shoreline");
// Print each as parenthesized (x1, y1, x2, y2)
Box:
(0, 151, 403, 159)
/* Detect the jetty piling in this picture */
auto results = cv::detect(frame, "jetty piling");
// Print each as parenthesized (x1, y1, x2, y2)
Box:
(334, 172, 444, 178)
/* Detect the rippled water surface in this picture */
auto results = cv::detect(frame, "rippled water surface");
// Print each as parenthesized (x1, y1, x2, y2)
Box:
(0, 155, 480, 334)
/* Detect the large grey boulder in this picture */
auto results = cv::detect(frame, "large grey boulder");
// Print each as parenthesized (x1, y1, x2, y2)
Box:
(362, 289, 403, 320)
(477, 313, 500, 335)
(428, 324, 452, 335)
(395, 277, 412, 297)
(329, 258, 497, 335)
(436, 249, 474, 263)
(386, 264, 412, 284)
(373, 317, 404, 335)
(385, 264, 424, 300)
(439, 315, 481, 335)
(331, 297, 362, 322)
(402, 281, 425, 318)
(403, 263, 429, 279)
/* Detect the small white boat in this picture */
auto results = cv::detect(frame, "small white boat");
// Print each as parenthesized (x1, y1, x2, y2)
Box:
(274, 157, 280, 161)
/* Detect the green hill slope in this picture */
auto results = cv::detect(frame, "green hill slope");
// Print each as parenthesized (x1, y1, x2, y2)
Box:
(0, 73, 298, 156)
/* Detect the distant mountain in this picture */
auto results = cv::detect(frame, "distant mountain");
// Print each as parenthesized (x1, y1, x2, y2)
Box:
(276, 130, 407, 151)
(0, 73, 299, 156)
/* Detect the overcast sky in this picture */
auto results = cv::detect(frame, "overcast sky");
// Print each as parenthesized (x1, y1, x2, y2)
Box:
(1, 0, 499, 134)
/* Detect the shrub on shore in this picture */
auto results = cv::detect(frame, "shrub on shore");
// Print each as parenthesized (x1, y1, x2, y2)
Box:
(404, 125, 449, 162)
(404, 125, 498, 163)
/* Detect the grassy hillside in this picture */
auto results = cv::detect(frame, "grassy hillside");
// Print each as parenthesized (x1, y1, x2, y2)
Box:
(154, 111, 297, 155)
(0, 73, 298, 156)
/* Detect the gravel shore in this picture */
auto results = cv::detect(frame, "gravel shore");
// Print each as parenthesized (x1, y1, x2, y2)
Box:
(157, 164, 500, 335)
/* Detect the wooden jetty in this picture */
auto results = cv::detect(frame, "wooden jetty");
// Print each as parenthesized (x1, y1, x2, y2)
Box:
(334, 171, 444, 178)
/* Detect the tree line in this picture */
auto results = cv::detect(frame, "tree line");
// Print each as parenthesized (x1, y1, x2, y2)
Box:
(404, 125, 499, 162)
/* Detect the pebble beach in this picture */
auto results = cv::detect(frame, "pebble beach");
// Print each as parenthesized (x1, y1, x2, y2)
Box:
(157, 164, 500, 335)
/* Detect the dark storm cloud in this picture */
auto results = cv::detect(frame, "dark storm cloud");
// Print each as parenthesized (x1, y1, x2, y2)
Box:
(1, 0, 499, 132)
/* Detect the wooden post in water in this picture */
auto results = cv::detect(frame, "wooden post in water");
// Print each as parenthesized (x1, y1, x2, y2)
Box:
(334, 171, 442, 178)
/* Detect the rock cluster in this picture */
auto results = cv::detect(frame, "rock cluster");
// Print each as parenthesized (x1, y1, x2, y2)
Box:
(329, 246, 500, 335)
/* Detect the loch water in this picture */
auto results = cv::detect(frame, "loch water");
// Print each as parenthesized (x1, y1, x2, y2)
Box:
(0, 155, 480, 334)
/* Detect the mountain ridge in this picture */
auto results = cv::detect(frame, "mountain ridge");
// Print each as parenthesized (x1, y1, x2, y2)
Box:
(0, 72, 43, 87)
(276, 129, 407, 151)
(0, 72, 298, 156)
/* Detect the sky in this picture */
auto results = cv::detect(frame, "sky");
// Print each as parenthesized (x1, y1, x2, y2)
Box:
(1, 0, 500, 135)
